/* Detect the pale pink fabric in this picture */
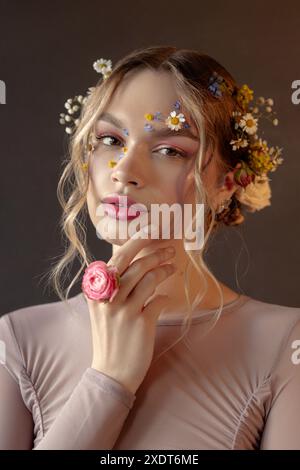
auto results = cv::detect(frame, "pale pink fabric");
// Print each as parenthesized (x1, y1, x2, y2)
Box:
(0, 292, 300, 450)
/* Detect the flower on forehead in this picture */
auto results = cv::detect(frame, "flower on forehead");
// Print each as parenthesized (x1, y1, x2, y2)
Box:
(153, 111, 163, 121)
(165, 111, 186, 131)
(238, 113, 258, 135)
(144, 123, 154, 132)
(108, 160, 117, 168)
(93, 59, 112, 78)
(82, 162, 88, 171)
(236, 84, 254, 110)
(144, 113, 154, 121)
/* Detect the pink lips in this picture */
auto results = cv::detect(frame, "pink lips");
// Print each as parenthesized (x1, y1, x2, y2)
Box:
(101, 194, 147, 221)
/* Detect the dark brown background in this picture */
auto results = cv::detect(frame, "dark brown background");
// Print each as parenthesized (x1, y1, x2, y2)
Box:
(0, 0, 299, 315)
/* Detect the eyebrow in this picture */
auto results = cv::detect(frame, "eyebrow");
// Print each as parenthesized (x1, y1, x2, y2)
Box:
(96, 112, 199, 142)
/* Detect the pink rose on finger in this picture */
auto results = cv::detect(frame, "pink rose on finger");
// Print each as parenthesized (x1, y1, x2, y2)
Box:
(81, 261, 121, 302)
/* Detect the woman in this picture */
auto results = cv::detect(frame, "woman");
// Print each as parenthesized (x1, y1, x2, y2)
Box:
(0, 46, 299, 450)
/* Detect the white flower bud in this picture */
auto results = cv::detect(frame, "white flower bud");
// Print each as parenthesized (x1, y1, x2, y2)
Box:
(272, 118, 279, 126)
(64, 102, 71, 109)
(59, 118, 65, 125)
(266, 106, 272, 112)
(65, 127, 72, 134)
(266, 98, 274, 106)
(64, 115, 71, 122)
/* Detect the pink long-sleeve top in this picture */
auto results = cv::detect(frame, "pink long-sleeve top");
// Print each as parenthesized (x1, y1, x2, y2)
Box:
(0, 291, 300, 450)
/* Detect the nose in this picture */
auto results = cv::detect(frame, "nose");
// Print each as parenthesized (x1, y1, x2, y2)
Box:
(110, 143, 146, 188)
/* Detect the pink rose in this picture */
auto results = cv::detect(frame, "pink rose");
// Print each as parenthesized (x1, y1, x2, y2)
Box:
(81, 261, 120, 302)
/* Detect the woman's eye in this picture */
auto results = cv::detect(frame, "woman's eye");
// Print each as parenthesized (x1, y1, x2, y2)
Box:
(157, 147, 186, 159)
(96, 134, 122, 146)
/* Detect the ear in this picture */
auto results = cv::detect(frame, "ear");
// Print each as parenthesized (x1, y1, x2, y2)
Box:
(215, 167, 240, 207)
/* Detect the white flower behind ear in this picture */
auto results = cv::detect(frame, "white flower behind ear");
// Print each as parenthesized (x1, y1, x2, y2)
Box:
(235, 174, 272, 212)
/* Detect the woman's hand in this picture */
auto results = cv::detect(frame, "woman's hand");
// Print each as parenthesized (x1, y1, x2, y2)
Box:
(85, 227, 177, 395)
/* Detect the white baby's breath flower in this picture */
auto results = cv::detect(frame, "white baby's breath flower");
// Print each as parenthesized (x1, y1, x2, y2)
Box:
(235, 175, 271, 212)
(266, 98, 274, 106)
(65, 127, 72, 134)
(64, 102, 71, 110)
(272, 118, 279, 126)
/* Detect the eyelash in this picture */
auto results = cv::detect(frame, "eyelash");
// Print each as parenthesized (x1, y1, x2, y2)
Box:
(95, 134, 187, 159)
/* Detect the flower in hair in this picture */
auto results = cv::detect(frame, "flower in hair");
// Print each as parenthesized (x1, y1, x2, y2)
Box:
(93, 59, 112, 78)
(59, 59, 110, 135)
(238, 112, 258, 135)
(208, 71, 234, 97)
(235, 174, 272, 212)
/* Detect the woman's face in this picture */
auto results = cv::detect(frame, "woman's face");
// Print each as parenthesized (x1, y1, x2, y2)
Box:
(86, 69, 214, 245)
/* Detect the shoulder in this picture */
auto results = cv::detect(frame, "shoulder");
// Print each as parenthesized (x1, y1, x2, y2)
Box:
(0, 293, 83, 381)
(233, 294, 300, 373)
(236, 294, 300, 330)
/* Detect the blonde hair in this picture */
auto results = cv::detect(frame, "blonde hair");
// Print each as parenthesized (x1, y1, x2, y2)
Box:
(41, 45, 246, 361)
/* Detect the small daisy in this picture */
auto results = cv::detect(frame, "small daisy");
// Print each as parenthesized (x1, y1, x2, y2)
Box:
(230, 138, 249, 151)
(165, 111, 186, 131)
(239, 113, 258, 135)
